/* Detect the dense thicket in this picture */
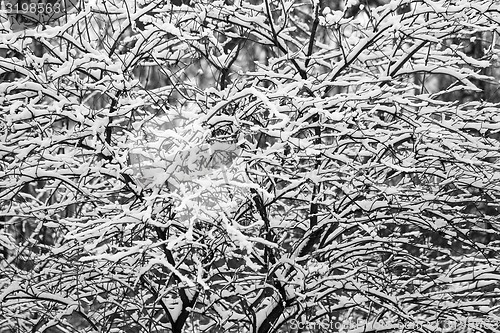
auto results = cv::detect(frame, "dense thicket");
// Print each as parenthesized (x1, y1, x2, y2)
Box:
(1, 0, 500, 332)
